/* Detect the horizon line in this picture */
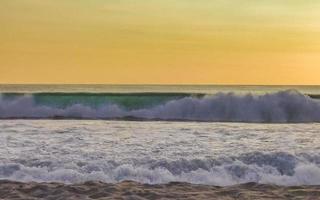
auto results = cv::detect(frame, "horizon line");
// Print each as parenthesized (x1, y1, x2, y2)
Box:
(1, 83, 320, 87)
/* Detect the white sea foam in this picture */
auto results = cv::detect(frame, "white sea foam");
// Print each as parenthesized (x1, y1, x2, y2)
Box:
(1, 155, 320, 186)
(0, 120, 319, 186)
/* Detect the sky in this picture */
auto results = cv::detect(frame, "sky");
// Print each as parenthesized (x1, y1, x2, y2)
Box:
(0, 0, 320, 84)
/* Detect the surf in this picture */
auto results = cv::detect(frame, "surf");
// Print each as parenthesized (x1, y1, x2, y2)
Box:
(1, 152, 320, 186)
(0, 90, 320, 123)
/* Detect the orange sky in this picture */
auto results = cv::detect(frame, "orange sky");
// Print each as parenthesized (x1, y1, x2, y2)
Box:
(1, 0, 320, 84)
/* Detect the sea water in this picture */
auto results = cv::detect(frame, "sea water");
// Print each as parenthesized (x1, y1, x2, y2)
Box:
(0, 85, 320, 186)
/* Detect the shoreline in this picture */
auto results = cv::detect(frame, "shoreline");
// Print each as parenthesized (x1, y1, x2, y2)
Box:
(1, 180, 320, 200)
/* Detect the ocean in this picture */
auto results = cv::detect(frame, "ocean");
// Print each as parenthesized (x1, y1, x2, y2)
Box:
(1, 85, 320, 187)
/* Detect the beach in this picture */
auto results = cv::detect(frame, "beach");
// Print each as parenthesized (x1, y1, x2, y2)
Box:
(1, 180, 320, 200)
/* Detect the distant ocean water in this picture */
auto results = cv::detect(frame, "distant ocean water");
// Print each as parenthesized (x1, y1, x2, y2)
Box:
(0, 85, 320, 186)
(1, 84, 320, 94)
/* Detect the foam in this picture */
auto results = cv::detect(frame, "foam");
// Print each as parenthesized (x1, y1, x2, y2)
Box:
(1, 153, 320, 186)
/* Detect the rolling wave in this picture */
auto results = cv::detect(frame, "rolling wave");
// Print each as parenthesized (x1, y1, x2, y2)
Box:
(1, 90, 320, 122)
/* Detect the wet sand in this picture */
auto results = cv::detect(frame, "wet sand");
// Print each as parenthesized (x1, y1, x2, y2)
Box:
(0, 180, 320, 200)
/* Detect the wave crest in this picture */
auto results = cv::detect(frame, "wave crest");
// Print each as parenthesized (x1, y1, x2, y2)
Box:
(1, 90, 320, 122)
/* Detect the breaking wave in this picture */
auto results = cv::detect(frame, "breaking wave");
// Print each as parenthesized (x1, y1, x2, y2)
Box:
(1, 90, 320, 123)
(1, 152, 320, 186)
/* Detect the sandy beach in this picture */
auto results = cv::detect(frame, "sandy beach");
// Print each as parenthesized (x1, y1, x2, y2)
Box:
(0, 180, 319, 200)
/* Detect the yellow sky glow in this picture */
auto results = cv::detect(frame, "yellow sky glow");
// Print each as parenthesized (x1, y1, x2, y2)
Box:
(1, 0, 320, 84)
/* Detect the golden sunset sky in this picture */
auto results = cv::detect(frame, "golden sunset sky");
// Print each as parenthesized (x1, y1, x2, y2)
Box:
(1, 0, 320, 84)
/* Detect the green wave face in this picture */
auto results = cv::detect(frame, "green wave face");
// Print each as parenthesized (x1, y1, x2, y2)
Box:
(1, 93, 201, 110)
